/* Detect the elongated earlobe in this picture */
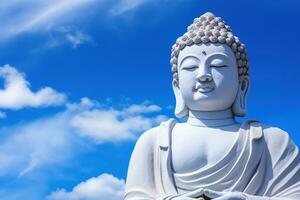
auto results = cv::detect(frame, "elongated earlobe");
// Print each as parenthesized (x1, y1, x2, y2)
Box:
(173, 79, 188, 118)
(232, 76, 249, 117)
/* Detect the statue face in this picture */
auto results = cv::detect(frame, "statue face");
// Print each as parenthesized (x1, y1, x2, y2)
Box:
(176, 43, 239, 112)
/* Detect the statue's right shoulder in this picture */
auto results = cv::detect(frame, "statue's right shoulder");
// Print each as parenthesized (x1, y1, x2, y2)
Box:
(136, 126, 160, 147)
(135, 118, 177, 150)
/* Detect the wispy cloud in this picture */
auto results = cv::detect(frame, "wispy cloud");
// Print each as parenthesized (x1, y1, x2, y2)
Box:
(0, 0, 98, 49)
(47, 173, 124, 200)
(124, 104, 161, 114)
(46, 27, 93, 48)
(0, 111, 75, 178)
(110, 0, 152, 15)
(18, 0, 95, 33)
(0, 0, 180, 45)
(0, 65, 66, 110)
(66, 30, 92, 48)
(0, 0, 98, 40)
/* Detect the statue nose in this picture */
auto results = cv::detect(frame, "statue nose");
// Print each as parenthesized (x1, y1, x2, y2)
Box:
(196, 67, 212, 82)
(198, 74, 212, 82)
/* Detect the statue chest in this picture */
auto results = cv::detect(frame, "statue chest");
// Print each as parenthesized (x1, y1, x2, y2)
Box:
(171, 124, 239, 173)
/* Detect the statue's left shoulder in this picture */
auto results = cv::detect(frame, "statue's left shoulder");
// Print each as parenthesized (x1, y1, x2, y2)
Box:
(261, 124, 298, 162)
(262, 124, 291, 143)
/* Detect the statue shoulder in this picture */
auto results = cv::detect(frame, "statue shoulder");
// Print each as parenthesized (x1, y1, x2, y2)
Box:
(259, 123, 299, 172)
(262, 124, 291, 143)
(261, 124, 297, 157)
(134, 118, 177, 151)
(135, 126, 160, 148)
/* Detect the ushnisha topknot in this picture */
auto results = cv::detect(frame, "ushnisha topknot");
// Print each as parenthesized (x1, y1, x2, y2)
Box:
(170, 12, 249, 81)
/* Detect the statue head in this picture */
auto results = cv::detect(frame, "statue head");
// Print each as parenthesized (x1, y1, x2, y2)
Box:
(170, 12, 249, 118)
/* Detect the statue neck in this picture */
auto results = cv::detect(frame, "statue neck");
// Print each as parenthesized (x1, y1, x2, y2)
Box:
(187, 109, 236, 127)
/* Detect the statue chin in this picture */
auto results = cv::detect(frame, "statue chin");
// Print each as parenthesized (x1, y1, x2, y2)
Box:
(125, 12, 300, 200)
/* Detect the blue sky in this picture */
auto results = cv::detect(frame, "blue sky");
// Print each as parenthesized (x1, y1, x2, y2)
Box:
(0, 0, 299, 199)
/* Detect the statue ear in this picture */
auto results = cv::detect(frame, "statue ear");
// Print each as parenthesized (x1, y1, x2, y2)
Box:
(232, 76, 249, 117)
(173, 79, 188, 118)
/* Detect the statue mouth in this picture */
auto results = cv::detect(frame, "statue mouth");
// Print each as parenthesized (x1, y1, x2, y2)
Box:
(194, 84, 214, 93)
(197, 87, 214, 93)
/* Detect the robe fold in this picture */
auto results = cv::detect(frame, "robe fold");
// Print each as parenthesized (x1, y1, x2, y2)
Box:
(124, 119, 300, 200)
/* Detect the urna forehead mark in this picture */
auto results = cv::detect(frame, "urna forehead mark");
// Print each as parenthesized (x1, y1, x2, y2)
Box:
(202, 51, 207, 55)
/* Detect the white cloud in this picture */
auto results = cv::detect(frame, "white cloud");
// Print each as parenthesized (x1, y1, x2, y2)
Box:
(70, 101, 165, 143)
(71, 110, 150, 142)
(0, 97, 166, 176)
(124, 104, 161, 114)
(46, 27, 93, 48)
(110, 0, 151, 15)
(66, 31, 92, 48)
(0, 0, 133, 47)
(0, 0, 98, 40)
(0, 0, 183, 43)
(19, 0, 95, 33)
(0, 65, 66, 110)
(0, 0, 97, 47)
(0, 111, 74, 177)
(47, 173, 125, 200)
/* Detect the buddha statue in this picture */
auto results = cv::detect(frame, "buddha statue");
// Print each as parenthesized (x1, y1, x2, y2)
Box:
(124, 12, 300, 200)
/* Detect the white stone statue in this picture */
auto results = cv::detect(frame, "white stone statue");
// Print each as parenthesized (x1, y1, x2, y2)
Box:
(124, 12, 300, 200)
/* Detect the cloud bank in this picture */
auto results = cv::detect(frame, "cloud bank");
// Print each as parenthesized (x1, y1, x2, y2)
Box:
(0, 65, 167, 180)
(0, 97, 166, 177)
(0, 67, 166, 178)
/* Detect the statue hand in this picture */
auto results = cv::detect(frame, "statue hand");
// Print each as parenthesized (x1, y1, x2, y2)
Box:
(203, 189, 248, 200)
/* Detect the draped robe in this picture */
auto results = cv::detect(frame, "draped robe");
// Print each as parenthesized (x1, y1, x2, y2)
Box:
(124, 119, 300, 200)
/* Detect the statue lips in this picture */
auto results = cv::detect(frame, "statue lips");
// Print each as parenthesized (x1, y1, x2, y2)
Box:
(194, 84, 215, 93)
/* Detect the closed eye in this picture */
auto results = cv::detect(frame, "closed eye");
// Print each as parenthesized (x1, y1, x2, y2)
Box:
(180, 56, 200, 71)
(182, 65, 198, 70)
(210, 64, 228, 68)
(210, 58, 228, 68)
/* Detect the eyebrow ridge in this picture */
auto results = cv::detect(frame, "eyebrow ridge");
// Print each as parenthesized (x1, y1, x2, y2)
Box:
(206, 52, 229, 58)
(179, 56, 200, 66)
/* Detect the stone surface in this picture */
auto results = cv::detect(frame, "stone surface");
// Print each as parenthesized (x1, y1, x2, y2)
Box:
(124, 12, 300, 200)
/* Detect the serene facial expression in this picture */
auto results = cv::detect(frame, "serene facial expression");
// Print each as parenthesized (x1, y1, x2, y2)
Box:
(177, 43, 239, 112)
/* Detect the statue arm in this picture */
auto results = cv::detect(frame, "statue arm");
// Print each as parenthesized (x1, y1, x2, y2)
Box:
(124, 128, 158, 200)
